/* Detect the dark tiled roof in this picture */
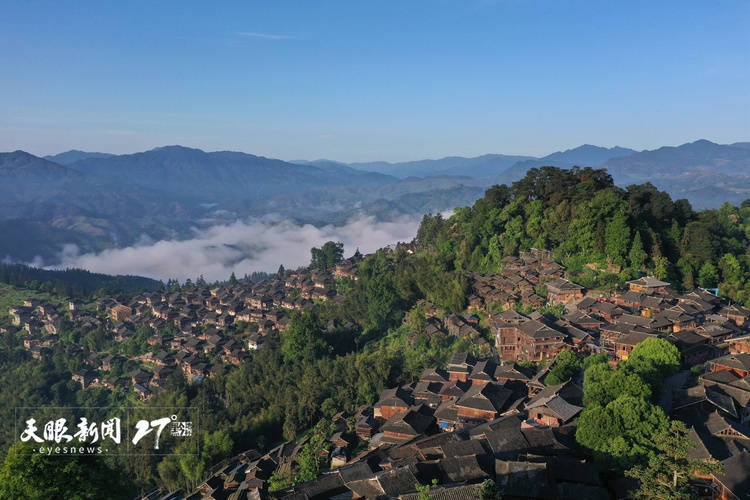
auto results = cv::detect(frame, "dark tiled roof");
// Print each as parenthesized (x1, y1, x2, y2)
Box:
(439, 455, 491, 482)
(615, 331, 658, 347)
(375, 466, 422, 496)
(381, 408, 435, 437)
(493, 363, 532, 382)
(375, 386, 413, 409)
(420, 367, 449, 383)
(484, 427, 529, 460)
(547, 456, 600, 486)
(715, 452, 750, 499)
(398, 483, 479, 500)
(455, 382, 512, 413)
(546, 278, 583, 292)
(517, 319, 564, 339)
(627, 276, 671, 288)
(711, 354, 750, 372)
(439, 438, 486, 459)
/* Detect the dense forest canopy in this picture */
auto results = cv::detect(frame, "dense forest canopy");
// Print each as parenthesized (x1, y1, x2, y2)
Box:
(0, 263, 162, 298)
(417, 166, 750, 306)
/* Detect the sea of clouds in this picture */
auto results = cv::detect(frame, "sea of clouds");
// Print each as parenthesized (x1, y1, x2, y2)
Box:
(53, 216, 422, 282)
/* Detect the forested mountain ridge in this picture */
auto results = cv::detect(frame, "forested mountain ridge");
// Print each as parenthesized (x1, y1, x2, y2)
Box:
(416, 166, 750, 306)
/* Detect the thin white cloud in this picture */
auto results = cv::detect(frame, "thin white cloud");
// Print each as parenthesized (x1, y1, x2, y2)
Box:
(234, 31, 293, 40)
(51, 216, 420, 282)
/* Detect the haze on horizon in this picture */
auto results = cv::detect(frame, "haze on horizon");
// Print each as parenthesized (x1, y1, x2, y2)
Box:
(0, 0, 748, 163)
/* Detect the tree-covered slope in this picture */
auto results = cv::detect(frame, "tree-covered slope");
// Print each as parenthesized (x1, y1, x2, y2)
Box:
(416, 166, 750, 305)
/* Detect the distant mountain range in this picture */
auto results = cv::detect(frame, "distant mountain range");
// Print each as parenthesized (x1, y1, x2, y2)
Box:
(299, 140, 750, 208)
(334, 145, 636, 179)
(347, 154, 535, 178)
(1, 139, 748, 263)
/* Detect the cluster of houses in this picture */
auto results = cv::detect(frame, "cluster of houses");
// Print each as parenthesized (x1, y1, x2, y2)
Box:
(172, 350, 597, 499)
(465, 250, 570, 313)
(9, 258, 361, 402)
(570, 277, 749, 363)
(223, 341, 750, 499)
(463, 259, 749, 366)
(171, 265, 750, 499)
(9, 298, 67, 360)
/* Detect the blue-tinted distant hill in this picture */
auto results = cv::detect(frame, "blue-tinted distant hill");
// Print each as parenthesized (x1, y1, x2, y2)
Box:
(601, 139, 750, 208)
(44, 150, 116, 165)
(346, 154, 535, 178)
(602, 139, 750, 179)
(497, 144, 638, 181)
(0, 150, 83, 180)
(65, 145, 397, 199)
(340, 146, 639, 179)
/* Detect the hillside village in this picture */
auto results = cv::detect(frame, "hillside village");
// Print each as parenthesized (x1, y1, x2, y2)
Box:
(50, 249, 746, 499)
(6, 255, 362, 401)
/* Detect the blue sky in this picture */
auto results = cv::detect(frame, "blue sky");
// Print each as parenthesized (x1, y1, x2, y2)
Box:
(1, 0, 748, 162)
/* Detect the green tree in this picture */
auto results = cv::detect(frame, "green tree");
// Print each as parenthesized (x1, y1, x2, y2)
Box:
(0, 442, 131, 500)
(718, 253, 742, 283)
(545, 349, 581, 386)
(476, 479, 502, 500)
(296, 420, 335, 484)
(626, 420, 722, 499)
(676, 258, 694, 290)
(605, 209, 631, 262)
(697, 262, 719, 288)
(311, 241, 345, 270)
(629, 232, 647, 270)
(281, 311, 328, 362)
(653, 256, 669, 281)
(627, 337, 681, 389)
(582, 362, 652, 407)
(480, 237, 504, 273)
(576, 395, 670, 469)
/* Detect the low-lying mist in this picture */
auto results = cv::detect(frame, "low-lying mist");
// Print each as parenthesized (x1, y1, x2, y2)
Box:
(53, 216, 421, 282)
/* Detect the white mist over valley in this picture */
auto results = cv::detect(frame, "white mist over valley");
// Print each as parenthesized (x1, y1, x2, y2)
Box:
(49, 216, 421, 282)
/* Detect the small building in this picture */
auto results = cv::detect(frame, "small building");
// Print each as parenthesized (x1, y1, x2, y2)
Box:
(626, 276, 671, 294)
(727, 335, 750, 355)
(709, 354, 750, 378)
(453, 382, 512, 422)
(72, 370, 97, 389)
(712, 452, 750, 500)
(545, 278, 585, 305)
(374, 386, 412, 420)
(134, 383, 152, 401)
(524, 381, 583, 427)
(446, 352, 476, 382)
(380, 406, 435, 444)
(719, 304, 750, 327)
(109, 304, 132, 322)
(247, 333, 265, 351)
